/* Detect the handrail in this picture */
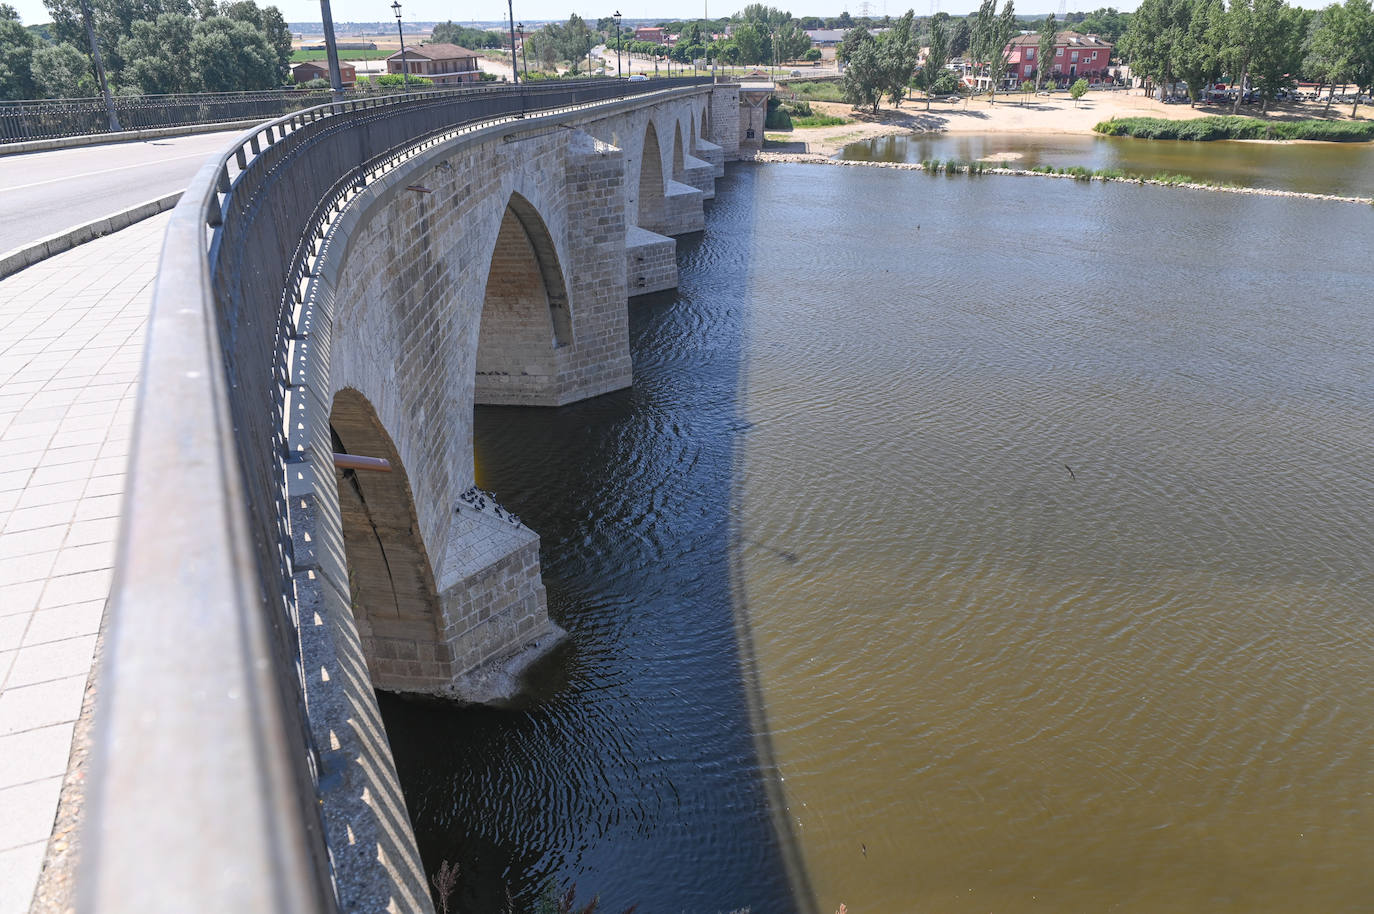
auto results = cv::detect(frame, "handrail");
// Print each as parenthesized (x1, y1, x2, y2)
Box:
(81, 77, 712, 914)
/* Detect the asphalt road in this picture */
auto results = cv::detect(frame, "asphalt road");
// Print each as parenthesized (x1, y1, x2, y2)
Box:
(0, 130, 241, 253)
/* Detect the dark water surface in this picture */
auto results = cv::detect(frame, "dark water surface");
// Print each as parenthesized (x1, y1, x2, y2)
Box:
(382, 164, 1374, 914)
(839, 131, 1374, 196)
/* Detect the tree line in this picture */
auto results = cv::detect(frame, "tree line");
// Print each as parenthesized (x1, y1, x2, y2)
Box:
(1121, 0, 1374, 113)
(1, 0, 292, 100)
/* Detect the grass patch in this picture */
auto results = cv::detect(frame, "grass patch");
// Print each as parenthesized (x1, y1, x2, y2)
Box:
(786, 79, 845, 102)
(1094, 115, 1374, 142)
(792, 114, 850, 127)
(291, 48, 394, 62)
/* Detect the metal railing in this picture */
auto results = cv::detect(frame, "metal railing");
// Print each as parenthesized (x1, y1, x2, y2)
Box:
(0, 77, 657, 142)
(82, 77, 711, 913)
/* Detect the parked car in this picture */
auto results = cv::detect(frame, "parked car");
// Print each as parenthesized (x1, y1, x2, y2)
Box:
(626, 74, 648, 81)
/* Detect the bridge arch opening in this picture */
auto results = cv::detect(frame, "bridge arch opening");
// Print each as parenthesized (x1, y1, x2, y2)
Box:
(475, 193, 573, 404)
(672, 122, 686, 181)
(329, 388, 450, 691)
(638, 120, 665, 232)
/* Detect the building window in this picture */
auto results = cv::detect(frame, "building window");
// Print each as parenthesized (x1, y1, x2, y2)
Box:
(1056, 47, 1063, 56)
(1026, 47, 1034, 59)
(1071, 50, 1079, 61)
(1091, 51, 1098, 60)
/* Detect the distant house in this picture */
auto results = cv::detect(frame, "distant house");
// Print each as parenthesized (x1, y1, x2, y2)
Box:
(805, 28, 849, 47)
(1004, 31, 1113, 84)
(291, 60, 356, 87)
(386, 43, 482, 85)
(634, 26, 668, 44)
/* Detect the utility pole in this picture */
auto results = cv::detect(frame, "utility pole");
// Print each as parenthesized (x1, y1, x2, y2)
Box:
(319, 0, 344, 99)
(507, 0, 519, 84)
(391, 0, 409, 95)
(78, 0, 119, 132)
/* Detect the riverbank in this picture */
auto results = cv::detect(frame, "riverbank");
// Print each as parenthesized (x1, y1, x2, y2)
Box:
(766, 91, 1373, 156)
(746, 149, 1374, 205)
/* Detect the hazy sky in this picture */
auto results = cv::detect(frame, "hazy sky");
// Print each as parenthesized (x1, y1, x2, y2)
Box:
(12, 0, 1149, 30)
(11, 0, 1332, 37)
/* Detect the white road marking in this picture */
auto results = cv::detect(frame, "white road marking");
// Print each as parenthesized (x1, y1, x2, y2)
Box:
(0, 151, 211, 193)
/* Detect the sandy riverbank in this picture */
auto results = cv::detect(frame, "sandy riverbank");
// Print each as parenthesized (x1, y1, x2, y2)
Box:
(768, 91, 1372, 156)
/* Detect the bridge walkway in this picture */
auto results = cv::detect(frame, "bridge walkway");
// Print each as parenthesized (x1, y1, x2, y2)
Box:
(0, 212, 166, 914)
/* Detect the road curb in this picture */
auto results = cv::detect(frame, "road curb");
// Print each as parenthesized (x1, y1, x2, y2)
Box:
(0, 119, 261, 157)
(0, 192, 181, 280)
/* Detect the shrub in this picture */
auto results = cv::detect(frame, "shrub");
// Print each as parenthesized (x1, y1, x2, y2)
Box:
(793, 114, 849, 127)
(1094, 115, 1374, 142)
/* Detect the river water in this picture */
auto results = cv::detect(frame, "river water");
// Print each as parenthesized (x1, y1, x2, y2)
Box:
(380, 163, 1374, 913)
(839, 132, 1374, 196)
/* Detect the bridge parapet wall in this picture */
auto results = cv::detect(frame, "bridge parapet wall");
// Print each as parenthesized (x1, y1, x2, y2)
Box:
(88, 77, 726, 914)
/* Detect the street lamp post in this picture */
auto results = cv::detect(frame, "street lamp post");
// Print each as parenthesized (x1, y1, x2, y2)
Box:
(390, 0, 409, 95)
(506, 0, 519, 84)
(613, 10, 622, 78)
(518, 22, 527, 78)
(78, 0, 119, 131)
(319, 0, 344, 99)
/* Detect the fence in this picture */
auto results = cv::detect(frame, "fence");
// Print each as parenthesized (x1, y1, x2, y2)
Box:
(0, 78, 646, 142)
(81, 78, 712, 914)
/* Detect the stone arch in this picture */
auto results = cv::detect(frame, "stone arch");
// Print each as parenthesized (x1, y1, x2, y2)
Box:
(690, 111, 697, 147)
(475, 192, 573, 404)
(638, 119, 666, 232)
(329, 388, 451, 692)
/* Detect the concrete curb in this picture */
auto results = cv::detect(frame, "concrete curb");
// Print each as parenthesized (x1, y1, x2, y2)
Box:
(0, 119, 261, 157)
(0, 191, 181, 279)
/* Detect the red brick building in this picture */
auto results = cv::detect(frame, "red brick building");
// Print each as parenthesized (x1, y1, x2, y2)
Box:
(1005, 31, 1113, 85)
(634, 26, 668, 44)
(291, 60, 357, 87)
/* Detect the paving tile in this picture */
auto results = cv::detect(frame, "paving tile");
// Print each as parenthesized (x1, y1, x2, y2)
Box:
(0, 777, 63, 851)
(13, 482, 83, 511)
(0, 551, 56, 587)
(39, 569, 112, 609)
(63, 517, 116, 548)
(4, 635, 97, 688)
(49, 541, 115, 577)
(80, 474, 124, 498)
(0, 581, 43, 618)
(0, 615, 28, 653)
(0, 722, 74, 789)
(2, 501, 78, 534)
(26, 461, 93, 488)
(22, 601, 104, 647)
(0, 842, 45, 914)
(0, 674, 85, 735)
(0, 469, 29, 493)
(71, 493, 122, 523)
(0, 527, 67, 561)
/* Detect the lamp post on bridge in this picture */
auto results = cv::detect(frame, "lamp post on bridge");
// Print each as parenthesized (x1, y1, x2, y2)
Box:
(77, 0, 119, 131)
(318, 0, 345, 100)
(391, 0, 409, 95)
(518, 22, 528, 79)
(613, 10, 622, 78)
(506, 0, 519, 84)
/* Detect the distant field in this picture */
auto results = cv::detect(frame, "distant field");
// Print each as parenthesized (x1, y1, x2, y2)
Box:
(291, 48, 395, 62)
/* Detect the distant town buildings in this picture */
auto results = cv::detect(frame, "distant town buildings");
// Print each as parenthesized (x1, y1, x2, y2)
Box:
(634, 26, 668, 44)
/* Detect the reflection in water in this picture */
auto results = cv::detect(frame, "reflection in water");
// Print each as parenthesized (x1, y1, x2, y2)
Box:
(839, 132, 1374, 196)
(382, 162, 1374, 914)
(737, 164, 1374, 913)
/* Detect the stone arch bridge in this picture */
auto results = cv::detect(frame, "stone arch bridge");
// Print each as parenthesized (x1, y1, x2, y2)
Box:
(83, 79, 748, 914)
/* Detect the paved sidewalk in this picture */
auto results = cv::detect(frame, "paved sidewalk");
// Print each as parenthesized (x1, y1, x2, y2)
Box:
(0, 214, 167, 914)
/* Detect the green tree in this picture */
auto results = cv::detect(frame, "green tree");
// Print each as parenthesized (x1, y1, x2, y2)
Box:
(189, 14, 276, 90)
(922, 13, 951, 109)
(1176, 0, 1224, 105)
(971, 0, 1016, 104)
(949, 16, 972, 57)
(1343, 0, 1374, 115)
(0, 4, 40, 100)
(1036, 12, 1056, 89)
(776, 20, 811, 62)
(879, 10, 919, 106)
(117, 12, 194, 93)
(839, 26, 883, 110)
(1069, 75, 1089, 103)
(32, 41, 95, 96)
(1121, 0, 1187, 100)
(1305, 3, 1349, 111)
(1223, 0, 1261, 113)
(1077, 6, 1132, 42)
(732, 21, 767, 64)
(1250, 0, 1305, 111)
